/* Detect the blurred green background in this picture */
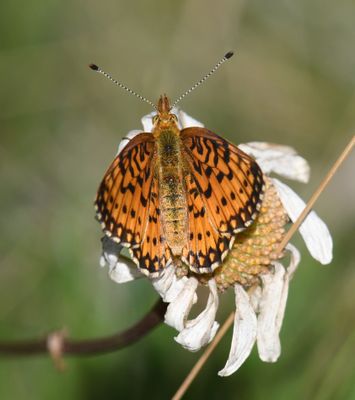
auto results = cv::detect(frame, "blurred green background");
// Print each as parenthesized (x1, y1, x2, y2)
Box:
(0, 0, 354, 399)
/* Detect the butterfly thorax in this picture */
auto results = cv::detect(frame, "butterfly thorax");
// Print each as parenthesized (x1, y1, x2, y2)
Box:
(153, 104, 188, 256)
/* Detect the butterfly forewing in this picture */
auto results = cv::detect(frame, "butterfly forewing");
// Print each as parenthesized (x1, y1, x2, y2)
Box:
(180, 127, 264, 273)
(95, 133, 155, 247)
(181, 127, 264, 234)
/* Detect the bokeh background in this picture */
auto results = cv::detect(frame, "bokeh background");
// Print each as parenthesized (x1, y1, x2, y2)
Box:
(0, 0, 354, 399)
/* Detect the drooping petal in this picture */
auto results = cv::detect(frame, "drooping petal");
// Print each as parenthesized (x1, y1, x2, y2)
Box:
(175, 279, 219, 352)
(151, 266, 191, 303)
(100, 253, 142, 283)
(116, 129, 142, 154)
(109, 258, 143, 283)
(218, 285, 257, 377)
(249, 285, 262, 313)
(101, 237, 142, 283)
(238, 142, 310, 183)
(285, 243, 301, 280)
(272, 178, 333, 264)
(275, 244, 301, 334)
(164, 277, 198, 331)
(256, 263, 285, 363)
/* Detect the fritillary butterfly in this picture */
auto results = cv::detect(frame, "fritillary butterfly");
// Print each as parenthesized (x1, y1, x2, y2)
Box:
(95, 95, 265, 276)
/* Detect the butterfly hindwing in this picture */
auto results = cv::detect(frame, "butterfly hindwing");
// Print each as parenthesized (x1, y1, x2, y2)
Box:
(130, 177, 173, 276)
(182, 174, 232, 273)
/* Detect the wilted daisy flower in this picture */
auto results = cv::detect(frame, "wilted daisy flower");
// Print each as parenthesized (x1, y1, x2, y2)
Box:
(99, 109, 332, 376)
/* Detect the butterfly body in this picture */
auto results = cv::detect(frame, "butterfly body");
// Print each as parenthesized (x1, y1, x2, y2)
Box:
(96, 95, 265, 277)
(155, 126, 189, 256)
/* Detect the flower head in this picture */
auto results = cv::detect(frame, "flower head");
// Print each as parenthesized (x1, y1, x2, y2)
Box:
(99, 109, 333, 376)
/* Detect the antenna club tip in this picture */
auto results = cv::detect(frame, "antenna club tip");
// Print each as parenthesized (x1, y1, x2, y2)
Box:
(89, 63, 99, 71)
(224, 51, 234, 60)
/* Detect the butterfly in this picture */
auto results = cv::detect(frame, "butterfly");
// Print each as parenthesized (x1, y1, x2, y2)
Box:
(95, 95, 265, 277)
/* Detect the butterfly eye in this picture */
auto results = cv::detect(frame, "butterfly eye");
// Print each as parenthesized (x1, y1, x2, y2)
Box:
(170, 114, 178, 123)
(152, 115, 159, 124)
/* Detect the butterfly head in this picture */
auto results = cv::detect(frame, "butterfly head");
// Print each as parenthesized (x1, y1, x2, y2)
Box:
(152, 95, 178, 130)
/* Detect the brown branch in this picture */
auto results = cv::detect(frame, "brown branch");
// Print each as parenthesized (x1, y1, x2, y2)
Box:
(0, 298, 167, 357)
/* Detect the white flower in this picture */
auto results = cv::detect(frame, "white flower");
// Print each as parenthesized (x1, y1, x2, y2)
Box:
(99, 109, 333, 376)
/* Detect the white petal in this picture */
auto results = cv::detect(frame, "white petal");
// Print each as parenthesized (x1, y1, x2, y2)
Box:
(100, 238, 142, 283)
(238, 142, 310, 183)
(249, 285, 262, 313)
(151, 266, 190, 303)
(256, 263, 285, 362)
(164, 277, 198, 331)
(274, 244, 301, 334)
(218, 285, 257, 376)
(116, 130, 141, 154)
(99, 255, 106, 267)
(141, 111, 156, 132)
(285, 243, 301, 280)
(175, 279, 219, 352)
(107, 256, 143, 283)
(272, 178, 333, 264)
(175, 109, 205, 129)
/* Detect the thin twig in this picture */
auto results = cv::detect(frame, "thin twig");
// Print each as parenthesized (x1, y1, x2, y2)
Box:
(172, 135, 355, 400)
(0, 298, 166, 356)
(277, 135, 355, 252)
(172, 312, 235, 400)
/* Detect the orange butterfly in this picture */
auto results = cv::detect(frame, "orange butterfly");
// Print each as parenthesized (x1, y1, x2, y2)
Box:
(91, 53, 264, 277)
(95, 94, 264, 276)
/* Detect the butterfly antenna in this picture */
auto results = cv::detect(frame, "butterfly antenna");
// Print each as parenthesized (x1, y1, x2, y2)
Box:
(89, 63, 157, 110)
(172, 51, 234, 108)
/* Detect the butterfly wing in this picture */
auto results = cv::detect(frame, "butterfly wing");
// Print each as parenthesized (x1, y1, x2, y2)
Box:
(181, 127, 264, 273)
(182, 173, 231, 273)
(130, 176, 173, 276)
(95, 133, 172, 275)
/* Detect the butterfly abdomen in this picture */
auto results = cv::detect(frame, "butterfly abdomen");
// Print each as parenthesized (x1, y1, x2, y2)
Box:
(156, 129, 188, 255)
